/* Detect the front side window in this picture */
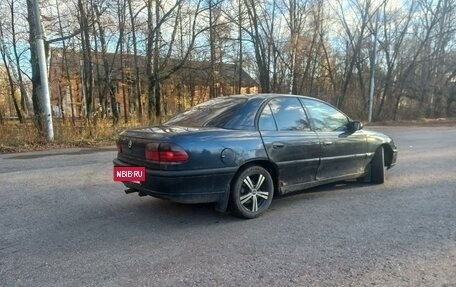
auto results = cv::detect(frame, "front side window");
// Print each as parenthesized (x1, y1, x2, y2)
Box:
(259, 97, 310, 131)
(301, 99, 349, 132)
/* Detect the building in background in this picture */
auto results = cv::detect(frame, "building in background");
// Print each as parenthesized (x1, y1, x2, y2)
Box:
(48, 48, 258, 119)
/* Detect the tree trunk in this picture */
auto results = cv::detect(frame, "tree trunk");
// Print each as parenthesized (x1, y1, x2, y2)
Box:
(237, 0, 243, 94)
(55, 0, 75, 126)
(153, 0, 162, 118)
(10, 0, 29, 116)
(78, 0, 93, 119)
(94, 3, 119, 124)
(154, 82, 161, 118)
(128, 0, 143, 120)
(2, 58, 24, 122)
(209, 0, 217, 99)
(117, 0, 128, 123)
(244, 0, 271, 93)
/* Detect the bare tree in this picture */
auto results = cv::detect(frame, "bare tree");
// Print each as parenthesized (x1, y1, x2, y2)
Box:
(208, 0, 221, 99)
(390, 0, 443, 120)
(332, 0, 375, 110)
(279, 0, 309, 94)
(127, 0, 145, 120)
(375, 0, 416, 119)
(242, 0, 276, 93)
(55, 0, 76, 125)
(6, 0, 30, 115)
(9, 0, 454, 129)
(421, 0, 455, 117)
(77, 0, 94, 119)
(145, 0, 209, 119)
(93, 0, 121, 123)
(0, 24, 24, 122)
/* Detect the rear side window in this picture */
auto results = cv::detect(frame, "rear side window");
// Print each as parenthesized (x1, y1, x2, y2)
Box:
(259, 97, 310, 131)
(165, 97, 247, 128)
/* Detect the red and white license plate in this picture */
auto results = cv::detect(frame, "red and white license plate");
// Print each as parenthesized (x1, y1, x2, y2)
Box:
(113, 166, 146, 182)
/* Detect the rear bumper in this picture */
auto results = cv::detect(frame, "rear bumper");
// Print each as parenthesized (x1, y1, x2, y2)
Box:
(113, 159, 236, 204)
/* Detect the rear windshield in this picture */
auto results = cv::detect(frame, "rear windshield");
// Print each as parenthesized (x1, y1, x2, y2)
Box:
(165, 97, 247, 128)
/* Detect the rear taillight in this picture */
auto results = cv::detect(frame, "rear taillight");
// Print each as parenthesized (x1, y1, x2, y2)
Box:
(145, 143, 189, 163)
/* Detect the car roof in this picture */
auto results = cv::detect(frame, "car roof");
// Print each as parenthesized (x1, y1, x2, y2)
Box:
(230, 93, 315, 100)
(229, 93, 348, 119)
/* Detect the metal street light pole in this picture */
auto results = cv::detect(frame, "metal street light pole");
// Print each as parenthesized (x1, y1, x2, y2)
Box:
(33, 0, 54, 141)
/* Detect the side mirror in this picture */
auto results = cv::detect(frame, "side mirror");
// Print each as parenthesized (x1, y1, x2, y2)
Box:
(349, 121, 363, 131)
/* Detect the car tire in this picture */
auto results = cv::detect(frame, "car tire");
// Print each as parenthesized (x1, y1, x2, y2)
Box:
(371, 147, 386, 184)
(230, 166, 274, 219)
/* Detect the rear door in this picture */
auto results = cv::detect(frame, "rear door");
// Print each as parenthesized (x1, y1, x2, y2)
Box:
(258, 97, 320, 190)
(300, 98, 367, 180)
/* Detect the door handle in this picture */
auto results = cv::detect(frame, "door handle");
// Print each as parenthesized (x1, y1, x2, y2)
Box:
(323, 141, 333, 146)
(272, 142, 285, 149)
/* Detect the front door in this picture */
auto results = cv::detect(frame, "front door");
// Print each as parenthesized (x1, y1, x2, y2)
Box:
(301, 98, 367, 181)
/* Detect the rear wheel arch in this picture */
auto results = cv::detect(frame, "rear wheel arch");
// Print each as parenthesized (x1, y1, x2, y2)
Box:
(232, 160, 279, 194)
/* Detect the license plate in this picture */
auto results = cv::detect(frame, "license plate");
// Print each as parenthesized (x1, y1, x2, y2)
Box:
(113, 166, 146, 182)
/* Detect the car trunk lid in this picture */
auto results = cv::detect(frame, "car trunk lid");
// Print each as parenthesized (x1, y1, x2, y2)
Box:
(116, 126, 202, 169)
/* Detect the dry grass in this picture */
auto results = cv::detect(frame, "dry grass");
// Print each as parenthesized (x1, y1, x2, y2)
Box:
(0, 118, 147, 153)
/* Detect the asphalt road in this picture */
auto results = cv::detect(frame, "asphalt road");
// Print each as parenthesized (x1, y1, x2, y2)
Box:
(1, 126, 455, 286)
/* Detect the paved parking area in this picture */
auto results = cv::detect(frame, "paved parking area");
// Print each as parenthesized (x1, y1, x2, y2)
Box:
(1, 126, 455, 286)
